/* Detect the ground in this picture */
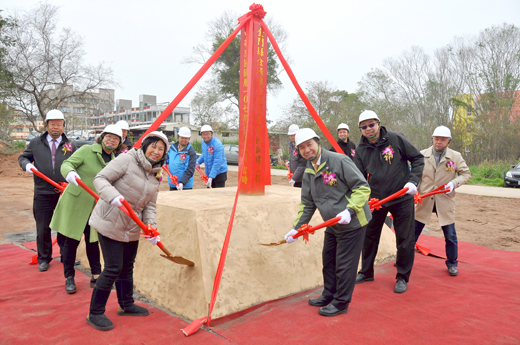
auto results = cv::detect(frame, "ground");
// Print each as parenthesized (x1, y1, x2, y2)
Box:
(1, 152, 519, 252)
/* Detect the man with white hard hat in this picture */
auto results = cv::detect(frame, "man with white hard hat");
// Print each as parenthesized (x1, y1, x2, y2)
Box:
(165, 127, 197, 190)
(415, 125, 471, 276)
(330, 123, 357, 160)
(284, 128, 372, 317)
(196, 125, 228, 188)
(353, 110, 424, 294)
(116, 120, 133, 150)
(287, 124, 307, 188)
(18, 109, 74, 272)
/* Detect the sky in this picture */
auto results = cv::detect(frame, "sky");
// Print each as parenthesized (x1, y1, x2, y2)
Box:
(3, 0, 520, 125)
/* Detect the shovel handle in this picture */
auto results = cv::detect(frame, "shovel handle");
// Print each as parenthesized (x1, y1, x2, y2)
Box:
(370, 187, 409, 210)
(162, 165, 179, 187)
(75, 178, 99, 201)
(292, 216, 341, 239)
(31, 168, 66, 192)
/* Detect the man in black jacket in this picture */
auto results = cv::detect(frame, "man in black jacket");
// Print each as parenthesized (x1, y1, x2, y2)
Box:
(18, 110, 74, 272)
(353, 110, 424, 293)
(330, 123, 356, 160)
(287, 124, 307, 188)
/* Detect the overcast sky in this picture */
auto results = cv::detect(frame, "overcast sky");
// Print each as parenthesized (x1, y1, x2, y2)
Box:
(3, 0, 520, 124)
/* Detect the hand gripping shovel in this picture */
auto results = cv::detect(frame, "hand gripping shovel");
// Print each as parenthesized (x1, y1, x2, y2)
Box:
(119, 199, 194, 266)
(285, 161, 293, 181)
(259, 216, 342, 246)
(195, 166, 210, 184)
(28, 168, 66, 264)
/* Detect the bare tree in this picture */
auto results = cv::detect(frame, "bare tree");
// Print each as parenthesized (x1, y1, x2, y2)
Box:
(190, 81, 232, 129)
(3, 3, 115, 132)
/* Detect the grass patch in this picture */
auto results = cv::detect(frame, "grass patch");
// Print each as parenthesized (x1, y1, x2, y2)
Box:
(271, 165, 288, 170)
(467, 161, 510, 187)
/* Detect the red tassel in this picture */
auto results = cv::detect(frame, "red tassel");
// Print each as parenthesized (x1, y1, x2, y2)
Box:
(181, 316, 208, 337)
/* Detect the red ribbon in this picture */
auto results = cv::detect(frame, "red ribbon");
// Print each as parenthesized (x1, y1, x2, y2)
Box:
(195, 166, 209, 183)
(162, 165, 179, 188)
(414, 184, 449, 205)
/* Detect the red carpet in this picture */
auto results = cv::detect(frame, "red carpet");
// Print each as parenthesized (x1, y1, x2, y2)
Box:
(1, 236, 519, 344)
(21, 236, 61, 261)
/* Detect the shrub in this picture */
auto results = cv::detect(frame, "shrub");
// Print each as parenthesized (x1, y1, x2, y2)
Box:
(467, 160, 509, 187)
(191, 140, 202, 153)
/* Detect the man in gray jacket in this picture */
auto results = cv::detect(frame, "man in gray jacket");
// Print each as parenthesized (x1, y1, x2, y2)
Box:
(284, 128, 372, 317)
(287, 124, 306, 188)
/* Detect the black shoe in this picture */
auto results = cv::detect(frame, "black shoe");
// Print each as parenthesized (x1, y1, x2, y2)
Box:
(318, 303, 348, 317)
(65, 277, 77, 294)
(308, 295, 332, 307)
(90, 277, 97, 288)
(394, 278, 407, 293)
(448, 267, 458, 276)
(74, 260, 80, 266)
(38, 262, 49, 272)
(86, 313, 114, 331)
(355, 273, 374, 284)
(117, 304, 149, 316)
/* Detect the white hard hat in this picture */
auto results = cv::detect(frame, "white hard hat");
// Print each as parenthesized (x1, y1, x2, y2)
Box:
(45, 109, 65, 122)
(432, 125, 451, 138)
(295, 128, 320, 147)
(116, 120, 130, 131)
(101, 124, 123, 139)
(287, 124, 300, 135)
(201, 124, 213, 133)
(178, 127, 191, 138)
(337, 123, 350, 131)
(142, 131, 170, 153)
(358, 110, 380, 125)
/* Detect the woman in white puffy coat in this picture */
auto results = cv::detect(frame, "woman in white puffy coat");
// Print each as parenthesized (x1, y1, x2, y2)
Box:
(86, 131, 168, 331)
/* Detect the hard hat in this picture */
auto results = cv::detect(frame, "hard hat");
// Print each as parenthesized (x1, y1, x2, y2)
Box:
(295, 128, 320, 147)
(45, 109, 65, 122)
(200, 124, 213, 133)
(287, 124, 300, 135)
(358, 110, 380, 124)
(432, 125, 451, 138)
(101, 124, 123, 139)
(116, 120, 130, 130)
(337, 123, 350, 131)
(142, 131, 170, 153)
(178, 127, 191, 138)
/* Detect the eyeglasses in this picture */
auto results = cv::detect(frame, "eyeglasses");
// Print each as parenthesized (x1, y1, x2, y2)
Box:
(359, 123, 378, 130)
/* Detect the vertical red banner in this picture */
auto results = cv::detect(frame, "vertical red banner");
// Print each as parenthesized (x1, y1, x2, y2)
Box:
(239, 18, 267, 195)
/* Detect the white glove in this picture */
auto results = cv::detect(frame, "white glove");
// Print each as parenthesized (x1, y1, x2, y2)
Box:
(66, 171, 81, 186)
(284, 229, 299, 244)
(206, 177, 213, 187)
(178, 183, 183, 191)
(196, 162, 201, 168)
(289, 179, 295, 186)
(146, 235, 161, 245)
(25, 163, 36, 173)
(404, 182, 417, 195)
(336, 209, 352, 224)
(445, 181, 455, 194)
(110, 194, 125, 207)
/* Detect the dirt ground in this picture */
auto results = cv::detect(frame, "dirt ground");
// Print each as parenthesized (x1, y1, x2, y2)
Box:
(1, 152, 519, 252)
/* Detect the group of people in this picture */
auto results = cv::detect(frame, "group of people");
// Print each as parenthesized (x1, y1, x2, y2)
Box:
(284, 110, 471, 317)
(19, 110, 229, 331)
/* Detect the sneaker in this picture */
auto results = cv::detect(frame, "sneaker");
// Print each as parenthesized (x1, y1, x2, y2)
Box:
(394, 278, 407, 293)
(448, 267, 458, 276)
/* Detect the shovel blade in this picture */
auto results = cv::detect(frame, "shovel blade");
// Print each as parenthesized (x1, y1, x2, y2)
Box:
(160, 254, 195, 266)
(258, 240, 286, 246)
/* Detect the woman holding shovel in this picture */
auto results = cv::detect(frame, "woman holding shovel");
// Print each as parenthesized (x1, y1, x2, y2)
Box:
(50, 125, 123, 294)
(86, 131, 167, 331)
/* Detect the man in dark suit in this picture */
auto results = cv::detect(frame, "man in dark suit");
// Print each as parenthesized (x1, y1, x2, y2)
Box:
(19, 109, 73, 272)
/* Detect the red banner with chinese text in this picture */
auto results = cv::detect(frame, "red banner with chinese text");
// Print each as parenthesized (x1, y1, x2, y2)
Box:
(238, 18, 267, 195)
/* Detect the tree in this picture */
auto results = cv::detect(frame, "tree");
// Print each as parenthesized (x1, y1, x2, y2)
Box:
(0, 11, 16, 141)
(190, 81, 233, 129)
(183, 10, 289, 124)
(3, 3, 115, 132)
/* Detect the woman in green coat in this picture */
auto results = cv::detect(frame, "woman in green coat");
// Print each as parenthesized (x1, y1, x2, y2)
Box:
(50, 125, 123, 294)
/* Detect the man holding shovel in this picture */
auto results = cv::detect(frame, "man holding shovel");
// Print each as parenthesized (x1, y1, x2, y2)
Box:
(18, 109, 73, 272)
(353, 110, 424, 293)
(284, 128, 372, 317)
(415, 126, 471, 276)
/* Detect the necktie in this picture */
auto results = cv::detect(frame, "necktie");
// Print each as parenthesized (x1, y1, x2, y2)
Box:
(51, 139, 57, 168)
(314, 163, 319, 173)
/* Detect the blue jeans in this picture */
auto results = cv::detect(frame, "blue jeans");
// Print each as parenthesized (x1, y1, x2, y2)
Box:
(415, 220, 458, 267)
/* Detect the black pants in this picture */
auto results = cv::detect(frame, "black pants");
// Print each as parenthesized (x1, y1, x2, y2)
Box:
(169, 186, 192, 191)
(322, 225, 366, 309)
(57, 223, 101, 278)
(33, 193, 60, 264)
(359, 198, 415, 282)
(211, 171, 227, 188)
(293, 181, 302, 188)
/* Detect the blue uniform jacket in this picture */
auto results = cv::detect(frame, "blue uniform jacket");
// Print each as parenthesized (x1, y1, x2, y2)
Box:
(197, 136, 228, 179)
(166, 142, 197, 189)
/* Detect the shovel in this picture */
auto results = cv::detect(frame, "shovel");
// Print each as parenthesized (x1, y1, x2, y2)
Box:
(369, 187, 409, 211)
(162, 165, 179, 188)
(195, 166, 210, 185)
(259, 216, 342, 246)
(120, 199, 194, 266)
(414, 184, 449, 206)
